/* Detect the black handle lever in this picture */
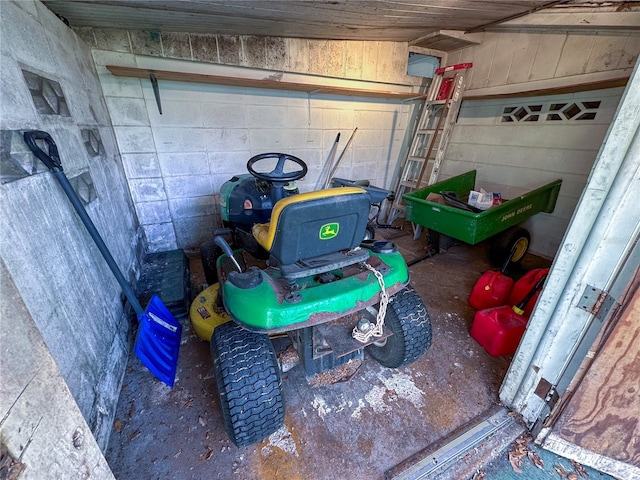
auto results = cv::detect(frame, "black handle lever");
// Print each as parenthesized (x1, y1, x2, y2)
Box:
(23, 130, 63, 171)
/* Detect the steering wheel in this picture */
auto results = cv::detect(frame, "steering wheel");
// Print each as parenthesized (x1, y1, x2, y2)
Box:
(247, 153, 308, 183)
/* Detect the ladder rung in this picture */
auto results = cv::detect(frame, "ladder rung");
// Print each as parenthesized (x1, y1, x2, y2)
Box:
(416, 129, 437, 134)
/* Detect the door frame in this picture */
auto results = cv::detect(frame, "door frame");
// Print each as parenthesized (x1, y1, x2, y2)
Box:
(499, 59, 640, 471)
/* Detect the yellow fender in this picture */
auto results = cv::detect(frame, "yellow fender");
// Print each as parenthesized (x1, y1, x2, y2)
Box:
(189, 283, 231, 341)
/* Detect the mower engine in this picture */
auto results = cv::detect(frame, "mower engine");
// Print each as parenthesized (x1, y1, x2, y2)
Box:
(219, 173, 299, 227)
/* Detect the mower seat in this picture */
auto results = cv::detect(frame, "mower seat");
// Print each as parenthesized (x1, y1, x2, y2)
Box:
(252, 187, 371, 278)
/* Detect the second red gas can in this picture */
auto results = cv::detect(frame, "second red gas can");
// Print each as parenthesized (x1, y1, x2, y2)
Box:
(468, 270, 514, 310)
(508, 268, 549, 317)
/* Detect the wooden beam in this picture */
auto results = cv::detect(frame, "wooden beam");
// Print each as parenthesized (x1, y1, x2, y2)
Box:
(464, 73, 631, 100)
(105, 65, 428, 101)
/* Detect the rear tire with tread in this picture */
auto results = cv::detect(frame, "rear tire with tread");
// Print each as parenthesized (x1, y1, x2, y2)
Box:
(211, 322, 284, 447)
(367, 286, 432, 368)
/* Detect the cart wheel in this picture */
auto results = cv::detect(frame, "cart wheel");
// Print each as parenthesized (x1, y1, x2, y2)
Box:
(363, 225, 376, 241)
(200, 239, 222, 285)
(490, 227, 530, 268)
(366, 286, 432, 368)
(211, 322, 284, 447)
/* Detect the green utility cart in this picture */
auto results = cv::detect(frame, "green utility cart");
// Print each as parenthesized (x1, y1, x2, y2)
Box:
(403, 170, 562, 265)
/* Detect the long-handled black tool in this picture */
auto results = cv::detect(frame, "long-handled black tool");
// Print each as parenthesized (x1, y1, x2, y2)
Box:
(23, 130, 181, 387)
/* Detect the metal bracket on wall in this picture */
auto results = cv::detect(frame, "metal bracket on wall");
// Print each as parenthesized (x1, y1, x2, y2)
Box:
(534, 377, 560, 410)
(577, 285, 618, 322)
(149, 72, 162, 115)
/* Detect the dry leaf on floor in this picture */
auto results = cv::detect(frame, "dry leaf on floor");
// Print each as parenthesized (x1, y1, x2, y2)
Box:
(113, 418, 122, 432)
(568, 474, 578, 480)
(127, 429, 141, 442)
(204, 449, 214, 460)
(554, 464, 568, 478)
(571, 459, 588, 478)
(471, 471, 486, 480)
(528, 450, 544, 469)
(509, 450, 523, 473)
(182, 397, 194, 409)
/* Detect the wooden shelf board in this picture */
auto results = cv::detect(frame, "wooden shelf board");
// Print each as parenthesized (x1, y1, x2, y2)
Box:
(106, 65, 428, 101)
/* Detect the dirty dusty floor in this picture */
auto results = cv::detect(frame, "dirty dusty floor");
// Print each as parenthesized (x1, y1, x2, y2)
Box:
(106, 224, 550, 480)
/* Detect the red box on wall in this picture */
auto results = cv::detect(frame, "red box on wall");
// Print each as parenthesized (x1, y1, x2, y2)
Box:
(436, 78, 454, 100)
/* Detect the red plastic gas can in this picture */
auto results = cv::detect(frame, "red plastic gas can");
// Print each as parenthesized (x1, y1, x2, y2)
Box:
(468, 270, 514, 310)
(508, 268, 549, 318)
(470, 306, 528, 357)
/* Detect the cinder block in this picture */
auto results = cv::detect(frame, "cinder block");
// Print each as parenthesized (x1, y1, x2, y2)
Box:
(345, 41, 364, 80)
(248, 105, 287, 128)
(190, 34, 219, 63)
(326, 40, 346, 77)
(208, 151, 251, 176)
(218, 35, 241, 65)
(148, 100, 202, 127)
(308, 40, 328, 76)
(248, 128, 289, 151)
(130, 30, 162, 56)
(158, 152, 209, 177)
(164, 174, 213, 199)
(152, 127, 205, 153)
(94, 29, 130, 53)
(144, 223, 178, 253)
(174, 215, 218, 249)
(128, 178, 167, 203)
(135, 200, 171, 225)
(106, 97, 149, 126)
(169, 195, 216, 219)
(161, 32, 191, 59)
(201, 103, 248, 128)
(265, 37, 287, 71)
(242, 36, 265, 67)
(114, 126, 155, 153)
(121, 153, 161, 179)
(288, 38, 310, 74)
(203, 128, 249, 151)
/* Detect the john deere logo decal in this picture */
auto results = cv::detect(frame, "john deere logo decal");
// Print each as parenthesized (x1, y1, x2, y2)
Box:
(319, 223, 339, 240)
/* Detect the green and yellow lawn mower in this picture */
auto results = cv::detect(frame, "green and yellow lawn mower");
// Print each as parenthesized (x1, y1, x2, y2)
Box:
(190, 153, 432, 447)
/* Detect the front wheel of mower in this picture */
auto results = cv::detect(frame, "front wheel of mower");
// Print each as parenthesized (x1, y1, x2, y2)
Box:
(366, 286, 432, 368)
(211, 322, 284, 447)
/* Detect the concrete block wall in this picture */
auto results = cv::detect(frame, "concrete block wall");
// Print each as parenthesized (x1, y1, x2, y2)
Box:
(440, 87, 625, 257)
(0, 259, 115, 480)
(447, 31, 640, 96)
(75, 28, 420, 86)
(86, 30, 421, 251)
(439, 30, 639, 258)
(0, 0, 138, 459)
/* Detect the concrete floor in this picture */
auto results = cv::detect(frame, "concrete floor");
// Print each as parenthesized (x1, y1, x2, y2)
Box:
(105, 224, 550, 480)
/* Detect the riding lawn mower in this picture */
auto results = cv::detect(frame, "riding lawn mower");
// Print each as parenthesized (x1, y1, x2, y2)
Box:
(189, 153, 432, 446)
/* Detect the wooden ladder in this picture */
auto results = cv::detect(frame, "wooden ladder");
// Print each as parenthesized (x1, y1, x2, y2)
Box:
(387, 63, 472, 224)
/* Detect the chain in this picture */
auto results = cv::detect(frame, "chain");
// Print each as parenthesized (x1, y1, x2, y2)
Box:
(352, 263, 389, 343)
